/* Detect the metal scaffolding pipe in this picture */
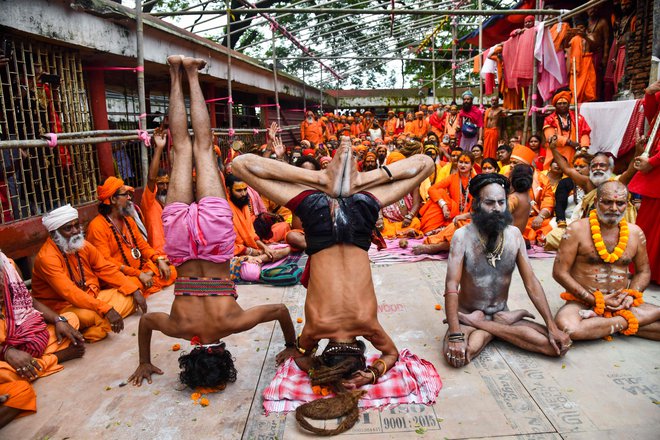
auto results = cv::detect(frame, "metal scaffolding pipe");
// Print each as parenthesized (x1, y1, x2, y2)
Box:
(236, 0, 440, 51)
(151, 8, 562, 17)
(257, 56, 458, 62)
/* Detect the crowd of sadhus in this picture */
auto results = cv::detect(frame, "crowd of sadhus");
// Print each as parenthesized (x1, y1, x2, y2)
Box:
(2, 78, 660, 428)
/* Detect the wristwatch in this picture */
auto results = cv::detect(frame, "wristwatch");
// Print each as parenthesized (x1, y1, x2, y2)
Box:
(56, 315, 68, 323)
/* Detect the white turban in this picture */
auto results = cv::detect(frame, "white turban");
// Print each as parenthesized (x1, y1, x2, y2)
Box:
(42, 204, 79, 232)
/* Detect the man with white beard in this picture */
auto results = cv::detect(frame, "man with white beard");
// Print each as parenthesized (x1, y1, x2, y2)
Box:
(553, 181, 660, 341)
(31, 205, 146, 342)
(548, 136, 640, 221)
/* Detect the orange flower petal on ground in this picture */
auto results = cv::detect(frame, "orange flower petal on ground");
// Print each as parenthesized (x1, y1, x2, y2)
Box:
(434, 304, 442, 310)
(172, 343, 181, 351)
(297, 318, 303, 323)
(191, 392, 201, 401)
(199, 397, 210, 407)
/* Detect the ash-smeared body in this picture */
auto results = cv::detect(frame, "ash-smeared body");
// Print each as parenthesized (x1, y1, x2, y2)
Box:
(454, 224, 519, 315)
(443, 176, 570, 368)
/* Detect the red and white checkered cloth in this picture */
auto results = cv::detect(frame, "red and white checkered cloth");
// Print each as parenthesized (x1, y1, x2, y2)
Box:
(262, 349, 442, 414)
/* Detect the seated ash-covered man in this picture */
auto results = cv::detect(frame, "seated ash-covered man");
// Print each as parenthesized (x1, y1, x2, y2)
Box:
(553, 181, 660, 340)
(225, 174, 290, 260)
(86, 177, 176, 296)
(0, 250, 84, 427)
(128, 55, 299, 390)
(444, 173, 570, 368)
(32, 205, 147, 342)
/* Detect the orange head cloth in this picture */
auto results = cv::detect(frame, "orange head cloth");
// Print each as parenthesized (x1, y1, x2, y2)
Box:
(364, 151, 377, 161)
(415, 111, 424, 117)
(386, 151, 405, 164)
(511, 145, 536, 165)
(303, 148, 315, 156)
(97, 176, 125, 205)
(552, 90, 572, 106)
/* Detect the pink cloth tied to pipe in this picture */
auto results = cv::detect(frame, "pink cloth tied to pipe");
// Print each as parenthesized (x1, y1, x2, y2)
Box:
(162, 196, 235, 266)
(262, 349, 442, 414)
(44, 133, 57, 148)
(228, 128, 235, 137)
(137, 130, 151, 147)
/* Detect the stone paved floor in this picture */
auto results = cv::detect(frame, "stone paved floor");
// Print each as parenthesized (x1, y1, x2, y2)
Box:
(3, 258, 659, 439)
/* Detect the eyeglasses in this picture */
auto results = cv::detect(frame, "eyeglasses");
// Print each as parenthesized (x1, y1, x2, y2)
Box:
(60, 222, 81, 233)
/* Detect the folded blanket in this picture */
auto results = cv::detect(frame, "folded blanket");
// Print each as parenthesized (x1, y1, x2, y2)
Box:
(262, 349, 442, 414)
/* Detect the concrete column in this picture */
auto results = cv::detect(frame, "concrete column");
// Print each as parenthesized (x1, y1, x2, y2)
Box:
(87, 69, 115, 180)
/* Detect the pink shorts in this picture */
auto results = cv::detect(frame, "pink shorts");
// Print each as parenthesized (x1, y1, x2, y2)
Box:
(163, 197, 236, 266)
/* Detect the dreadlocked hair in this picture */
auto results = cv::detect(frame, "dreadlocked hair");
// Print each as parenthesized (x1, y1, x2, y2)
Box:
(295, 340, 367, 436)
(178, 345, 237, 389)
(469, 172, 511, 207)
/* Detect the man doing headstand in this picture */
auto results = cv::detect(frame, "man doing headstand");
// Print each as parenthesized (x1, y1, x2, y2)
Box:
(128, 56, 298, 389)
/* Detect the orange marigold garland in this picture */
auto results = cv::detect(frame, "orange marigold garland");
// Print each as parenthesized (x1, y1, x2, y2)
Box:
(589, 210, 628, 263)
(560, 289, 643, 336)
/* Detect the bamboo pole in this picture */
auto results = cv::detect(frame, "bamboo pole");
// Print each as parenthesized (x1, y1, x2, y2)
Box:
(226, 0, 234, 136)
(478, 0, 483, 107)
(432, 36, 437, 104)
(135, 0, 149, 184)
(451, 15, 457, 102)
(572, 57, 579, 143)
(271, 26, 281, 126)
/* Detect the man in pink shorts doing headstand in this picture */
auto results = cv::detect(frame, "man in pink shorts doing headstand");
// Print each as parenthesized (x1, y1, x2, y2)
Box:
(128, 56, 298, 390)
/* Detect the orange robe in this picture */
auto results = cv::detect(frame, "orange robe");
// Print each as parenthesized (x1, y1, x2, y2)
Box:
(229, 200, 289, 255)
(443, 114, 461, 139)
(419, 173, 473, 233)
(350, 122, 361, 137)
(32, 238, 139, 342)
(300, 120, 326, 145)
(383, 118, 398, 137)
(86, 214, 176, 297)
(1, 301, 80, 417)
(409, 119, 430, 140)
(140, 184, 165, 254)
(522, 171, 555, 243)
(568, 36, 596, 104)
(482, 108, 500, 159)
(542, 112, 591, 169)
(404, 120, 415, 135)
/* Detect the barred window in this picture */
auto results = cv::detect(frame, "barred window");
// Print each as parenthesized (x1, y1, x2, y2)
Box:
(0, 36, 99, 224)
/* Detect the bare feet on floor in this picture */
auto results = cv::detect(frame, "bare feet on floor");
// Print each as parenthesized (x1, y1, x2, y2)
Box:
(458, 310, 486, 327)
(54, 344, 86, 363)
(493, 309, 535, 325)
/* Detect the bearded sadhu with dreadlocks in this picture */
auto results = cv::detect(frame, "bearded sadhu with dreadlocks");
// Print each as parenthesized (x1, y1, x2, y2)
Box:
(443, 173, 571, 368)
(232, 127, 434, 435)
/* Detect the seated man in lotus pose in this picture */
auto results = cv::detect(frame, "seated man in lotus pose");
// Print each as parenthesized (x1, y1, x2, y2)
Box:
(128, 56, 298, 389)
(553, 181, 660, 340)
(444, 173, 571, 368)
(231, 126, 434, 389)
